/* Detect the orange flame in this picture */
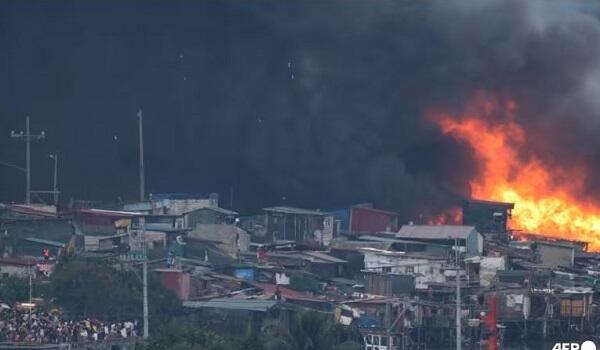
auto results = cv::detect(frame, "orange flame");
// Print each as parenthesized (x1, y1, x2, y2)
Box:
(425, 207, 463, 225)
(429, 93, 600, 251)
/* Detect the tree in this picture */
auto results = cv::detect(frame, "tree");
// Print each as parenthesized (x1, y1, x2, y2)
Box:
(262, 310, 361, 350)
(50, 257, 181, 325)
(141, 321, 241, 350)
(0, 276, 29, 304)
(332, 341, 363, 350)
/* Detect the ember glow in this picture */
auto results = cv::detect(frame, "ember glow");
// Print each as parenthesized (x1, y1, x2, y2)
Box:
(425, 207, 463, 225)
(430, 93, 600, 251)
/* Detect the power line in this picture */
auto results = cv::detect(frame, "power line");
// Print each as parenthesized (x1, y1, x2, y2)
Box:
(10, 116, 45, 204)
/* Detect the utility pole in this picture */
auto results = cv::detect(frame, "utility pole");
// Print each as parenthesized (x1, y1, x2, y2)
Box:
(140, 216, 149, 340)
(28, 257, 33, 324)
(138, 109, 145, 202)
(49, 153, 58, 206)
(455, 238, 462, 350)
(10, 116, 45, 204)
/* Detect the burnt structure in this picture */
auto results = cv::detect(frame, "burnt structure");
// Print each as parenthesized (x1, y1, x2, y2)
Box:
(462, 199, 514, 240)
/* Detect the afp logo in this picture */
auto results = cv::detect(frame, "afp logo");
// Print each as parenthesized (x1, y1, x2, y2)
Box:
(552, 341, 596, 350)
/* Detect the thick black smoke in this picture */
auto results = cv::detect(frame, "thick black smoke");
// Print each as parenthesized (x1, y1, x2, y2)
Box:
(0, 0, 599, 219)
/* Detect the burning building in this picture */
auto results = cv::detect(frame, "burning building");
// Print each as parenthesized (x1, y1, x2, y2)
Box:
(462, 199, 514, 240)
(430, 93, 600, 251)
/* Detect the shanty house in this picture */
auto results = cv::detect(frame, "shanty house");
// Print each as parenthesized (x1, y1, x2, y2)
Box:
(72, 209, 140, 236)
(330, 204, 399, 234)
(395, 225, 483, 256)
(361, 248, 448, 289)
(182, 298, 283, 336)
(123, 192, 219, 216)
(1, 216, 73, 257)
(188, 224, 250, 258)
(535, 241, 575, 268)
(462, 199, 513, 239)
(261, 206, 335, 246)
(183, 207, 238, 228)
(0, 257, 38, 278)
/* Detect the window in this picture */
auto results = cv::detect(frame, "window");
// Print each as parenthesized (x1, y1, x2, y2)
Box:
(382, 266, 391, 273)
(405, 266, 414, 273)
(373, 336, 380, 345)
(381, 336, 388, 346)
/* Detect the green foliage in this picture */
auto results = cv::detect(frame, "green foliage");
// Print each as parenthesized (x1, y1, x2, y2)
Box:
(50, 257, 181, 324)
(0, 276, 29, 304)
(262, 310, 361, 350)
(141, 310, 362, 350)
(142, 321, 241, 350)
(332, 341, 363, 350)
(48, 258, 362, 350)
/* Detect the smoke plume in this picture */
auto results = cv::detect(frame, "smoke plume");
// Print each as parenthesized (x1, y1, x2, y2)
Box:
(0, 0, 599, 219)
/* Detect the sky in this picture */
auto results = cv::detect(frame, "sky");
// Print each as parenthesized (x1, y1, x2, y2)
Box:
(1, 0, 600, 218)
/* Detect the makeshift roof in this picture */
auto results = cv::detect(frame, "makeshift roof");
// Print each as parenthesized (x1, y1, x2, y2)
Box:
(151, 193, 214, 200)
(265, 251, 347, 264)
(3, 204, 57, 218)
(301, 251, 347, 264)
(351, 205, 399, 216)
(330, 240, 393, 251)
(359, 247, 447, 260)
(396, 225, 478, 240)
(78, 208, 142, 217)
(98, 233, 129, 241)
(183, 298, 277, 312)
(23, 237, 66, 248)
(142, 223, 190, 233)
(263, 206, 326, 216)
(359, 235, 446, 246)
(463, 199, 514, 208)
(187, 206, 238, 216)
(0, 257, 39, 266)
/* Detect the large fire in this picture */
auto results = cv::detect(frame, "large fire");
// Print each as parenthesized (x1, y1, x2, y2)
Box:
(429, 93, 600, 251)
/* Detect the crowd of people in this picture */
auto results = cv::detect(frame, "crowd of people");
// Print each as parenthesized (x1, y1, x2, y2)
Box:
(0, 306, 139, 344)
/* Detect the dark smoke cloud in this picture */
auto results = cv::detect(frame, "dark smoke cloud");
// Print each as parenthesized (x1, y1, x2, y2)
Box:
(0, 0, 599, 219)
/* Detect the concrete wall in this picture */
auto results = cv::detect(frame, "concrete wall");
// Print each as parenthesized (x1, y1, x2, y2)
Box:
(466, 231, 484, 257)
(0, 264, 29, 278)
(472, 256, 506, 286)
(537, 243, 574, 268)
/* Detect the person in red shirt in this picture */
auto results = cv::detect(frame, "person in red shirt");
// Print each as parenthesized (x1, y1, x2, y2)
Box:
(42, 248, 49, 261)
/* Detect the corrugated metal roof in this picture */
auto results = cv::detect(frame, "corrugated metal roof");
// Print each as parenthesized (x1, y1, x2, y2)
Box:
(152, 193, 213, 200)
(358, 235, 432, 245)
(351, 206, 399, 216)
(396, 225, 477, 240)
(142, 223, 190, 232)
(302, 251, 347, 264)
(264, 251, 347, 264)
(190, 207, 238, 216)
(3, 204, 57, 218)
(463, 199, 514, 208)
(183, 298, 277, 312)
(23, 237, 66, 247)
(263, 206, 326, 216)
(79, 208, 142, 217)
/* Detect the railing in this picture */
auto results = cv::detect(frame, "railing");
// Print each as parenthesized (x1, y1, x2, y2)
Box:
(0, 336, 142, 350)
